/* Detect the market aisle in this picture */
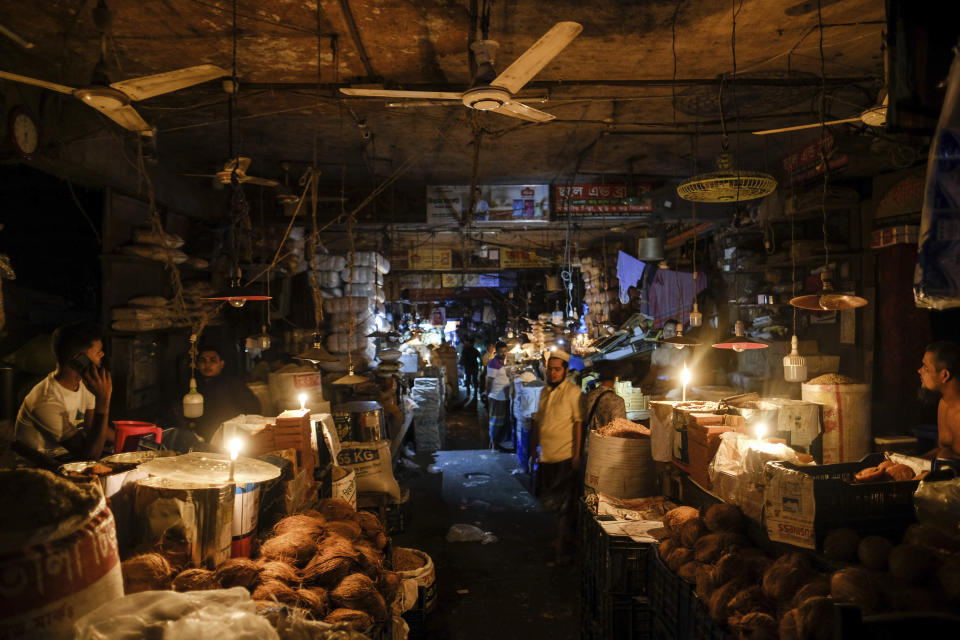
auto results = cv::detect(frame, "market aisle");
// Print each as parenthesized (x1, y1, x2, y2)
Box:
(393, 400, 579, 640)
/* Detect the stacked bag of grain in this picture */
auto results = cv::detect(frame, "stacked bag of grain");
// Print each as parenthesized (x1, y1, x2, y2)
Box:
(322, 252, 391, 368)
(411, 377, 445, 452)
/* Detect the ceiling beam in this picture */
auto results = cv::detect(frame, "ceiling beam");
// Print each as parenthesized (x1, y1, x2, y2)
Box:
(336, 0, 378, 81)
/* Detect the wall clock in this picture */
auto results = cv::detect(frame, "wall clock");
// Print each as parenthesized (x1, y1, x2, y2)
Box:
(8, 106, 38, 157)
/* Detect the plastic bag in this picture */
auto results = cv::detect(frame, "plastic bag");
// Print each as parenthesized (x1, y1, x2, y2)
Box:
(75, 587, 278, 640)
(445, 523, 498, 544)
(914, 466, 960, 536)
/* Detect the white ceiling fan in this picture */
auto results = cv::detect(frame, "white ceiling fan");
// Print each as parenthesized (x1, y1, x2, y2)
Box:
(339, 21, 582, 122)
(0, 65, 228, 136)
(752, 91, 887, 136)
(185, 157, 279, 187)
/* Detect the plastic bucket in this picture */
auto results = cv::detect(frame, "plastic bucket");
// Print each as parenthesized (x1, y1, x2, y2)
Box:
(0, 495, 123, 639)
(394, 547, 437, 613)
(802, 382, 871, 464)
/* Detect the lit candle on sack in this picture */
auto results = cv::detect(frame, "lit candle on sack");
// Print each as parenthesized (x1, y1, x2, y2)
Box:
(681, 363, 691, 402)
(754, 422, 768, 441)
(299, 393, 307, 411)
(228, 437, 242, 483)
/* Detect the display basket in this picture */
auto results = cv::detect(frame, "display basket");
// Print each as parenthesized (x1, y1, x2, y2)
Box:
(647, 542, 693, 639)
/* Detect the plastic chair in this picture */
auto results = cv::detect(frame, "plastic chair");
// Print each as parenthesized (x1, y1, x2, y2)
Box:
(113, 420, 163, 453)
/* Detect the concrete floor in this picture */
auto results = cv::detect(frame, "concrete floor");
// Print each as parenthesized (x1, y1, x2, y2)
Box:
(392, 393, 579, 640)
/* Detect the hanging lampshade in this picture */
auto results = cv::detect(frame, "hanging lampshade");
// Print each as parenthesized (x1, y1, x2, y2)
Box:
(660, 325, 701, 349)
(333, 366, 368, 385)
(295, 337, 338, 363)
(204, 270, 271, 308)
(677, 152, 777, 203)
(783, 335, 808, 382)
(790, 271, 867, 311)
(712, 320, 768, 351)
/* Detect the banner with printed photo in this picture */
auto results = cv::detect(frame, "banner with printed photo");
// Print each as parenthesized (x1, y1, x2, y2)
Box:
(426, 185, 549, 224)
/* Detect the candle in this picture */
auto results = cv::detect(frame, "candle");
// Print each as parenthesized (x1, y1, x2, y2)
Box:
(228, 437, 242, 482)
(681, 363, 691, 402)
(299, 393, 307, 411)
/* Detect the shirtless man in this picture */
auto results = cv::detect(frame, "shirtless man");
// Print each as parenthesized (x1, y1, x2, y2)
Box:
(918, 341, 960, 460)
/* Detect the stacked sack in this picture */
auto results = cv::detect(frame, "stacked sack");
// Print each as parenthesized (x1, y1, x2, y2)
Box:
(656, 504, 960, 640)
(321, 252, 391, 366)
(580, 256, 616, 324)
(110, 283, 221, 333)
(118, 226, 208, 270)
(411, 378, 445, 452)
(120, 498, 400, 633)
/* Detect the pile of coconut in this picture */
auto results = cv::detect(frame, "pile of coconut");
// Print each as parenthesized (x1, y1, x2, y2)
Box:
(657, 504, 960, 640)
(120, 499, 398, 632)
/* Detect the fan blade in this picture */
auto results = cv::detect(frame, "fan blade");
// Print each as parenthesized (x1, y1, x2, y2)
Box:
(183, 173, 220, 178)
(491, 22, 582, 94)
(240, 175, 280, 187)
(224, 156, 252, 173)
(97, 104, 153, 133)
(493, 100, 555, 122)
(110, 64, 228, 101)
(0, 69, 75, 95)
(386, 100, 463, 108)
(751, 117, 862, 136)
(340, 88, 463, 100)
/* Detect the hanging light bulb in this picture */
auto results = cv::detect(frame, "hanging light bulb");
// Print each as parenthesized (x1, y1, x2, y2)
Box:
(661, 325, 701, 350)
(296, 333, 338, 363)
(688, 303, 703, 328)
(712, 320, 768, 352)
(333, 365, 368, 386)
(789, 270, 867, 311)
(182, 376, 204, 418)
(783, 335, 808, 382)
(205, 268, 271, 307)
(256, 325, 271, 350)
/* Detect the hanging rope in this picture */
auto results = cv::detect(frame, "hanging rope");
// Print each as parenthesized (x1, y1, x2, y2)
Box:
(816, 0, 831, 270)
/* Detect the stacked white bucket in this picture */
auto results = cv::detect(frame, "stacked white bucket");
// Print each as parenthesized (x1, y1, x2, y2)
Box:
(411, 377, 445, 452)
(314, 252, 390, 368)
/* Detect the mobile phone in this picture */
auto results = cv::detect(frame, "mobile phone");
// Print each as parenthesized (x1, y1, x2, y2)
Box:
(69, 353, 94, 375)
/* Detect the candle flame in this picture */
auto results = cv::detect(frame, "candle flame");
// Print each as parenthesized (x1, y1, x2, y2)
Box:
(298, 392, 307, 410)
(681, 363, 691, 386)
(229, 437, 242, 461)
(754, 422, 768, 440)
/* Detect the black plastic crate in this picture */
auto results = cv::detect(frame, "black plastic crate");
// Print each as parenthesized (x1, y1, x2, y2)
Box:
(689, 594, 733, 640)
(767, 453, 919, 548)
(582, 594, 651, 640)
(647, 542, 693, 639)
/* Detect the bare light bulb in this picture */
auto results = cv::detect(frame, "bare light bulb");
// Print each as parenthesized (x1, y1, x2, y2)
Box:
(754, 422, 768, 440)
(229, 297, 247, 308)
(689, 302, 703, 327)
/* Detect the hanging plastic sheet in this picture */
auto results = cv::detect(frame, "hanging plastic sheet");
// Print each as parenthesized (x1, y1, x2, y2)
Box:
(915, 48, 960, 309)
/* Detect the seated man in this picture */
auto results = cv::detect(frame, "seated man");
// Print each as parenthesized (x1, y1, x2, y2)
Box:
(191, 345, 261, 442)
(640, 318, 685, 394)
(15, 322, 113, 461)
(918, 340, 960, 459)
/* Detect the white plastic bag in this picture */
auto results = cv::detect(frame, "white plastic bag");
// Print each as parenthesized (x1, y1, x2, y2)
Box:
(445, 523, 498, 544)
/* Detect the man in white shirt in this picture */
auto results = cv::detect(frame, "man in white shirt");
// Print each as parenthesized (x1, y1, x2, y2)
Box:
(531, 349, 583, 564)
(15, 322, 113, 461)
(484, 341, 512, 451)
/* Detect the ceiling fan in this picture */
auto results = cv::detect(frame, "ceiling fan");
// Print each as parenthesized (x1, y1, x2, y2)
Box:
(752, 91, 887, 136)
(339, 21, 582, 122)
(185, 157, 279, 187)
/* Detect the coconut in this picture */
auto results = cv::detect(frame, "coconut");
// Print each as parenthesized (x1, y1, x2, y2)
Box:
(728, 585, 772, 619)
(373, 532, 388, 551)
(790, 576, 831, 608)
(658, 538, 677, 560)
(903, 523, 960, 554)
(318, 532, 361, 560)
(716, 550, 771, 585)
(694, 532, 749, 564)
(296, 586, 330, 617)
(779, 608, 801, 640)
(857, 536, 894, 571)
(884, 463, 915, 482)
(695, 564, 720, 599)
(325, 608, 373, 631)
(663, 506, 699, 536)
(319, 498, 360, 524)
(325, 520, 362, 541)
(708, 581, 741, 622)
(357, 511, 384, 537)
(302, 554, 358, 588)
(679, 517, 708, 548)
(666, 547, 693, 573)
(214, 557, 262, 590)
(830, 567, 882, 615)
(354, 540, 384, 577)
(252, 579, 300, 606)
(377, 570, 402, 603)
(678, 561, 702, 583)
(733, 611, 778, 640)
(121, 553, 173, 594)
(172, 568, 217, 591)
(823, 528, 860, 562)
(331, 573, 389, 621)
(888, 544, 937, 584)
(795, 596, 834, 640)
(703, 503, 745, 534)
(272, 514, 326, 538)
(762, 564, 815, 605)
(259, 529, 322, 567)
(259, 560, 300, 584)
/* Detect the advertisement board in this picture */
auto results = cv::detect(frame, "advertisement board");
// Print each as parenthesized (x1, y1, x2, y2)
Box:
(427, 185, 549, 224)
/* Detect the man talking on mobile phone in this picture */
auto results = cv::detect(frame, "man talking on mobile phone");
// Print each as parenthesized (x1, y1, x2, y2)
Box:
(14, 322, 113, 461)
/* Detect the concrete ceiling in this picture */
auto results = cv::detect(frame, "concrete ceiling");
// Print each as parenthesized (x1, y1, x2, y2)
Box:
(0, 0, 886, 208)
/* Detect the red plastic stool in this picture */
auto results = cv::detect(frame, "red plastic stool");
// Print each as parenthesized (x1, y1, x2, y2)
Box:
(113, 421, 162, 453)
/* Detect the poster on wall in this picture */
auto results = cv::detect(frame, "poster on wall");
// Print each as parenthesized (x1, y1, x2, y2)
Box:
(553, 183, 656, 217)
(500, 249, 553, 268)
(426, 185, 550, 225)
(408, 249, 452, 270)
(430, 307, 447, 326)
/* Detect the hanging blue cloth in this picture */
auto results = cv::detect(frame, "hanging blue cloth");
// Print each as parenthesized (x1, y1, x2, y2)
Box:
(617, 251, 646, 303)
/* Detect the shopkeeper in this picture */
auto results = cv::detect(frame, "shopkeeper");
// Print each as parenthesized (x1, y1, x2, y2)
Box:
(918, 340, 960, 459)
(191, 345, 261, 442)
(531, 349, 583, 563)
(14, 322, 113, 461)
(583, 360, 627, 432)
